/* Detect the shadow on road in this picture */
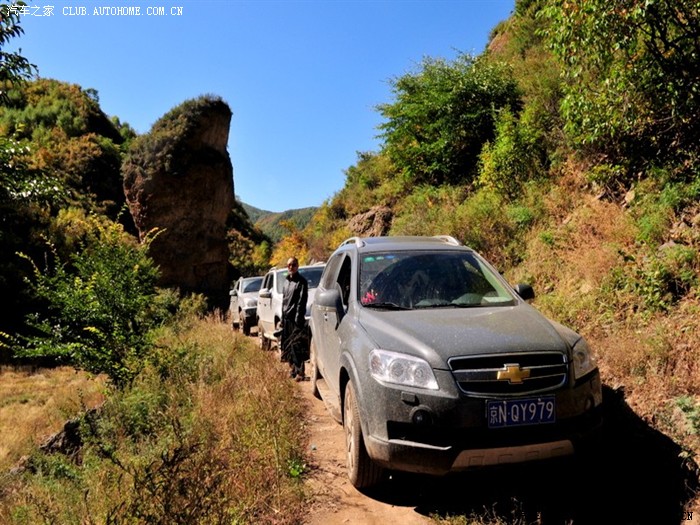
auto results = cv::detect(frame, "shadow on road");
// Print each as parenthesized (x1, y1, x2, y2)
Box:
(363, 386, 699, 524)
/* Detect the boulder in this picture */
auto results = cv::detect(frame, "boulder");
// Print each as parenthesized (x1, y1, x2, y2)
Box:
(347, 206, 393, 237)
(123, 96, 234, 310)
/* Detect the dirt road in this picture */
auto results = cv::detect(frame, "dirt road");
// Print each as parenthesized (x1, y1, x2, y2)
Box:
(300, 379, 433, 525)
(257, 329, 698, 524)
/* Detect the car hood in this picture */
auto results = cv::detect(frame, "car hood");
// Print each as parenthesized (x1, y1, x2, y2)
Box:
(240, 291, 260, 302)
(357, 303, 577, 369)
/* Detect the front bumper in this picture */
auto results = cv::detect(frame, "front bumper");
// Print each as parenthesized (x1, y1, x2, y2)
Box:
(361, 371, 603, 476)
(242, 307, 257, 323)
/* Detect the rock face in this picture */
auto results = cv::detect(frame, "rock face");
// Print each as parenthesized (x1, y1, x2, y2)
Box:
(347, 206, 393, 237)
(123, 96, 234, 310)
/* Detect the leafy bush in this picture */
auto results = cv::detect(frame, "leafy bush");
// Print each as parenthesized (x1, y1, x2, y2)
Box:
(478, 107, 546, 198)
(390, 184, 467, 238)
(585, 163, 626, 194)
(540, 0, 700, 167)
(676, 396, 700, 436)
(631, 177, 700, 246)
(14, 222, 162, 387)
(337, 151, 400, 214)
(378, 53, 520, 187)
(452, 186, 544, 271)
(0, 80, 126, 217)
(607, 245, 698, 312)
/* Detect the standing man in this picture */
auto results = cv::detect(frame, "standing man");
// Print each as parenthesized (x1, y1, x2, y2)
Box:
(281, 256, 308, 380)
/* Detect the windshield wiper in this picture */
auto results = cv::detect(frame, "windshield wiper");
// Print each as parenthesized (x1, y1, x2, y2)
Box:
(412, 303, 475, 309)
(363, 302, 411, 310)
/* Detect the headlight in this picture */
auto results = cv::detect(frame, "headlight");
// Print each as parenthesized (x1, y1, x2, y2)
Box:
(572, 337, 597, 379)
(243, 298, 258, 308)
(369, 349, 438, 390)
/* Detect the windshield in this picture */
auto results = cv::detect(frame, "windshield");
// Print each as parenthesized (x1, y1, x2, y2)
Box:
(299, 266, 324, 288)
(242, 277, 262, 293)
(359, 251, 515, 309)
(275, 266, 325, 293)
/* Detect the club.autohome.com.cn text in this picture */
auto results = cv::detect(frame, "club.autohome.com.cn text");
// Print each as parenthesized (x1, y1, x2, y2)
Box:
(7, 5, 185, 17)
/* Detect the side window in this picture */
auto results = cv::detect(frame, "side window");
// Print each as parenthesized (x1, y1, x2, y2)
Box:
(320, 253, 344, 290)
(336, 256, 352, 308)
(262, 273, 272, 291)
(276, 271, 287, 293)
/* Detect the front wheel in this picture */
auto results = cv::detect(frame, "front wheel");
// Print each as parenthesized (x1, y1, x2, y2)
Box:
(259, 322, 271, 351)
(309, 338, 321, 399)
(344, 381, 383, 489)
(241, 314, 251, 336)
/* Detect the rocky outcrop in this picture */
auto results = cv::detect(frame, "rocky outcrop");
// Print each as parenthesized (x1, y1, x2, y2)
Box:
(347, 206, 393, 237)
(123, 96, 234, 310)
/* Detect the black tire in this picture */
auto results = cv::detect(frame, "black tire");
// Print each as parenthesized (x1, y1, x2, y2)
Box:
(309, 338, 321, 399)
(259, 322, 271, 351)
(343, 381, 383, 489)
(241, 315, 251, 336)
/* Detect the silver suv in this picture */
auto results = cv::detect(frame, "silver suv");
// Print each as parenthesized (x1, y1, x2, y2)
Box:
(229, 275, 263, 336)
(257, 262, 326, 351)
(309, 236, 603, 488)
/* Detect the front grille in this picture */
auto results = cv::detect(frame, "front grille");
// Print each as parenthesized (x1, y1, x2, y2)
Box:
(448, 352, 568, 396)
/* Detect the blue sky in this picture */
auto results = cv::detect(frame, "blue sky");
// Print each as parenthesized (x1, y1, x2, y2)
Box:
(14, 0, 514, 212)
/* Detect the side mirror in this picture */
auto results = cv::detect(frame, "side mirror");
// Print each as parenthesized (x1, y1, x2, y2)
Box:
(229, 289, 237, 296)
(316, 288, 341, 309)
(514, 283, 535, 301)
(259, 289, 271, 299)
(315, 288, 344, 328)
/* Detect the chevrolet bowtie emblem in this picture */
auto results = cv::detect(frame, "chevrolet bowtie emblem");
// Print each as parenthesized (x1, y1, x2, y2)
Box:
(497, 364, 530, 384)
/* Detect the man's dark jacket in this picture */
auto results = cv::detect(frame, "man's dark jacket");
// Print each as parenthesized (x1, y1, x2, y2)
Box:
(282, 272, 308, 327)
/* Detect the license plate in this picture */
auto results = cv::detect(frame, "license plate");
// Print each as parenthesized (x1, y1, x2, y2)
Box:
(487, 396, 556, 428)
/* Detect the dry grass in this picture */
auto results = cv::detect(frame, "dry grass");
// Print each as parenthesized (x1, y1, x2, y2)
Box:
(591, 295, 700, 456)
(0, 316, 308, 524)
(0, 366, 105, 472)
(510, 168, 700, 512)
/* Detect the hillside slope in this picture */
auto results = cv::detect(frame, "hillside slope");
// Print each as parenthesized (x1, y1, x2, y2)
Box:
(277, 1, 700, 503)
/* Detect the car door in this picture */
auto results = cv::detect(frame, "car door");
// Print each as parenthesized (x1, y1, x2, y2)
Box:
(271, 270, 286, 332)
(258, 272, 274, 335)
(230, 278, 242, 324)
(316, 253, 352, 397)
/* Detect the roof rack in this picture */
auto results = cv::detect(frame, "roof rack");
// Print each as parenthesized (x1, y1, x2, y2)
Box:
(432, 235, 462, 246)
(340, 237, 365, 248)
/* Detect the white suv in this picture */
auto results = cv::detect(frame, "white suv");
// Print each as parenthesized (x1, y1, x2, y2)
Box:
(256, 262, 325, 351)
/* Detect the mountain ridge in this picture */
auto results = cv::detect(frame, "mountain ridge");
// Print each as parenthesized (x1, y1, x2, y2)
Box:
(239, 198, 317, 243)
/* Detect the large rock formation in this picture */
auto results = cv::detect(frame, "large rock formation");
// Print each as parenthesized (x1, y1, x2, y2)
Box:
(347, 206, 393, 237)
(123, 96, 234, 310)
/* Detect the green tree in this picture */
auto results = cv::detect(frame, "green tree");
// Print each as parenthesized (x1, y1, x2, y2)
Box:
(0, 137, 66, 337)
(0, 79, 126, 217)
(377, 53, 520, 187)
(0, 2, 36, 105)
(0, 9, 50, 336)
(14, 222, 162, 387)
(540, 0, 700, 169)
(0, 79, 129, 336)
